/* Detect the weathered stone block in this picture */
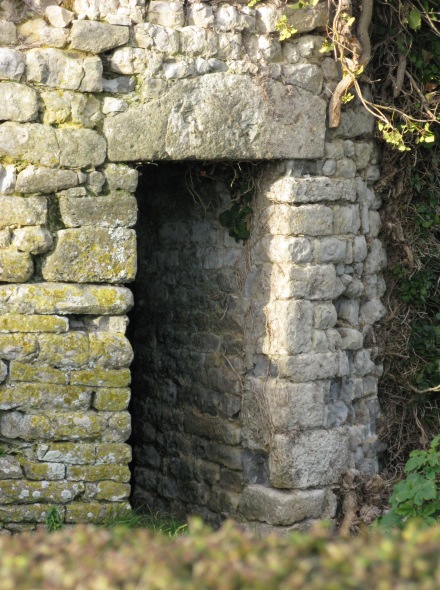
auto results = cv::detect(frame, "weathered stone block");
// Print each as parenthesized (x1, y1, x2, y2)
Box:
(147, 1, 185, 27)
(0, 249, 33, 283)
(239, 484, 326, 525)
(65, 502, 129, 523)
(89, 333, 133, 368)
(56, 128, 107, 168)
(0, 314, 68, 333)
(0, 21, 16, 45)
(37, 443, 95, 465)
(278, 351, 349, 381)
(134, 23, 180, 54)
(263, 300, 313, 355)
(46, 5, 74, 28)
(333, 205, 361, 234)
(104, 411, 131, 442)
(262, 204, 333, 236)
(267, 177, 356, 204)
(12, 227, 53, 255)
(104, 74, 326, 161)
(255, 236, 312, 264)
(0, 504, 65, 523)
(0, 48, 25, 81)
(272, 264, 337, 300)
(67, 464, 130, 482)
(0, 196, 47, 228)
(0, 457, 22, 479)
(102, 164, 138, 192)
(10, 362, 68, 385)
(38, 333, 89, 368)
(59, 194, 138, 228)
(95, 443, 132, 464)
(70, 21, 129, 53)
(41, 90, 102, 128)
(0, 480, 84, 504)
(313, 303, 338, 329)
(85, 481, 130, 501)
(0, 82, 38, 122)
(284, 2, 328, 32)
(18, 18, 68, 48)
(0, 123, 59, 167)
(337, 328, 363, 350)
(0, 164, 16, 195)
(70, 368, 131, 388)
(0, 284, 133, 315)
(41, 228, 137, 283)
(282, 64, 323, 94)
(184, 411, 241, 445)
(269, 429, 351, 488)
(16, 166, 78, 194)
(93, 388, 131, 411)
(0, 333, 37, 361)
(0, 383, 91, 411)
(23, 461, 66, 481)
(265, 379, 327, 431)
(26, 48, 102, 92)
(0, 411, 106, 441)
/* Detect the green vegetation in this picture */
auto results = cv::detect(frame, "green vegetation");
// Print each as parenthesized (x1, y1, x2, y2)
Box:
(104, 506, 187, 538)
(45, 506, 64, 533)
(380, 435, 440, 528)
(4, 519, 440, 588)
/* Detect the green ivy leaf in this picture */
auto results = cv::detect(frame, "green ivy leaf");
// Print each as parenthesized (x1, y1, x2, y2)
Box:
(408, 9, 422, 30)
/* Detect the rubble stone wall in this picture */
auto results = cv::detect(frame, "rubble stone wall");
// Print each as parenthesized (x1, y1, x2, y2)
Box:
(0, 0, 385, 532)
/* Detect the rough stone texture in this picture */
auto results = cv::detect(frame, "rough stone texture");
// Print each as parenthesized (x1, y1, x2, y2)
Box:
(0, 0, 385, 532)
(104, 75, 326, 161)
(41, 228, 137, 283)
(0, 82, 38, 122)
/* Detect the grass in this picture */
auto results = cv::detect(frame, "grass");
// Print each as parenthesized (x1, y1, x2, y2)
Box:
(102, 506, 188, 538)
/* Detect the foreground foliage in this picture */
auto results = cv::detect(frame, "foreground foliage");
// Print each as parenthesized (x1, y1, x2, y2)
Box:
(2, 519, 440, 589)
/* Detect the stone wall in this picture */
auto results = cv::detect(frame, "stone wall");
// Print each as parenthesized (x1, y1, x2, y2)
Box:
(0, 0, 386, 532)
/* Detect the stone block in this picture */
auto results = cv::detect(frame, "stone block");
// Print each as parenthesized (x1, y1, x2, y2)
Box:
(70, 20, 129, 53)
(95, 443, 132, 464)
(23, 462, 65, 481)
(0, 82, 38, 122)
(0, 480, 84, 504)
(41, 90, 102, 128)
(0, 123, 59, 167)
(0, 249, 33, 283)
(56, 128, 107, 168)
(104, 74, 326, 161)
(0, 411, 106, 441)
(262, 204, 333, 236)
(89, 333, 133, 368)
(0, 284, 133, 315)
(25, 48, 102, 92)
(313, 237, 347, 263)
(0, 383, 91, 411)
(239, 484, 326, 525)
(0, 20, 16, 45)
(0, 457, 22, 479)
(37, 443, 95, 465)
(333, 205, 361, 234)
(360, 299, 387, 325)
(134, 23, 180, 54)
(267, 177, 356, 204)
(180, 26, 218, 57)
(263, 299, 313, 355)
(0, 505, 65, 523)
(102, 164, 138, 192)
(18, 18, 68, 48)
(65, 502, 129, 524)
(67, 464, 130, 482)
(187, 3, 215, 27)
(41, 228, 137, 283)
(0, 164, 16, 195)
(16, 166, 78, 194)
(0, 48, 25, 81)
(337, 328, 363, 350)
(278, 351, 349, 381)
(147, 1, 185, 27)
(70, 368, 131, 388)
(10, 362, 69, 385)
(265, 379, 327, 431)
(269, 429, 350, 488)
(0, 333, 37, 361)
(255, 235, 312, 264)
(185, 411, 241, 445)
(12, 227, 53, 255)
(85, 481, 130, 502)
(0, 196, 47, 228)
(282, 64, 323, 94)
(59, 194, 138, 228)
(93, 388, 131, 412)
(45, 5, 74, 27)
(364, 239, 387, 274)
(0, 314, 68, 333)
(284, 2, 328, 32)
(313, 303, 337, 329)
(0, 360, 6, 383)
(86, 171, 105, 195)
(38, 333, 89, 368)
(102, 76, 136, 93)
(272, 264, 337, 300)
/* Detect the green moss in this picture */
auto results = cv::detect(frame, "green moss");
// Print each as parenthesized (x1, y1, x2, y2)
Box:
(93, 388, 130, 411)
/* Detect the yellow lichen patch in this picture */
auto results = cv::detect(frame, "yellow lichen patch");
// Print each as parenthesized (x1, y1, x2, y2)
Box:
(22, 461, 66, 481)
(0, 314, 69, 333)
(95, 443, 132, 465)
(9, 361, 69, 385)
(0, 504, 65, 523)
(0, 333, 37, 360)
(0, 480, 84, 504)
(65, 501, 130, 524)
(87, 481, 131, 502)
(70, 368, 131, 387)
(0, 383, 91, 410)
(38, 333, 89, 368)
(37, 443, 96, 465)
(89, 333, 133, 368)
(93, 388, 130, 411)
